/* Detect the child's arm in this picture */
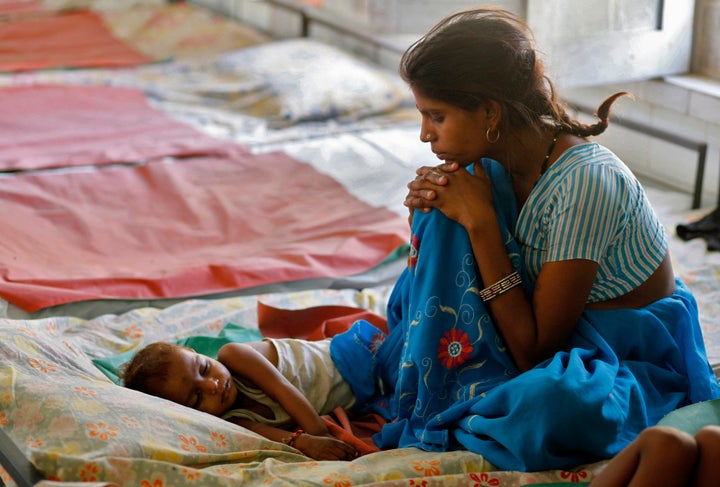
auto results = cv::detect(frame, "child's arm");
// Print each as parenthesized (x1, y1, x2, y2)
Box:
(218, 342, 358, 460)
(218, 342, 328, 435)
(231, 417, 357, 461)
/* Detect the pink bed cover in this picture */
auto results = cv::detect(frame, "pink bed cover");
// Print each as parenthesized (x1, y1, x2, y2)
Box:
(0, 9, 154, 72)
(0, 84, 242, 171)
(0, 152, 409, 311)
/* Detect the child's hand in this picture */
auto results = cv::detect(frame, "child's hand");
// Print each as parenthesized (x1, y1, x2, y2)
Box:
(293, 433, 359, 461)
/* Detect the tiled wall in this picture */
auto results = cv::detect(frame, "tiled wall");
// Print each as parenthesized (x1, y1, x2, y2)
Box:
(564, 79, 720, 209)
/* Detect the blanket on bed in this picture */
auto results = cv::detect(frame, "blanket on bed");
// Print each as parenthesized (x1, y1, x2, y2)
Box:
(0, 152, 409, 311)
(0, 84, 241, 171)
(331, 159, 720, 472)
(0, 9, 154, 72)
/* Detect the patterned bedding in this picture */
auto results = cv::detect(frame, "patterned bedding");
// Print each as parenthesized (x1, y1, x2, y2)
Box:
(0, 287, 606, 486)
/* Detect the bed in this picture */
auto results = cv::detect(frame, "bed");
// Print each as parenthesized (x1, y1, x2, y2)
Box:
(1, 1, 718, 486)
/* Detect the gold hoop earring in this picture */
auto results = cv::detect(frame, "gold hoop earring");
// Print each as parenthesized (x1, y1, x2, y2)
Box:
(486, 127, 500, 143)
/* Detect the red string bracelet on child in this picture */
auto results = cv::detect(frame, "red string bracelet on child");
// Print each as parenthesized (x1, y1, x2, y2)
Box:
(282, 429, 305, 448)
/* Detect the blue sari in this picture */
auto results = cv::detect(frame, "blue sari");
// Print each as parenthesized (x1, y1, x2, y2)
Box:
(330, 159, 720, 471)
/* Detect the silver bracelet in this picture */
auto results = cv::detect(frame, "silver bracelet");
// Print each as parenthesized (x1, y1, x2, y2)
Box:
(479, 271, 522, 302)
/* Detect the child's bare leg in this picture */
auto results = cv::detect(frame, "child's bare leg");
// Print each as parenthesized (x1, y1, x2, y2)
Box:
(692, 425, 720, 487)
(590, 426, 697, 487)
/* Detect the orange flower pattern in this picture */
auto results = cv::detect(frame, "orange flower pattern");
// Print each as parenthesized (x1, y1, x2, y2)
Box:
(411, 459, 441, 477)
(469, 472, 501, 486)
(28, 357, 56, 374)
(86, 422, 119, 441)
(182, 468, 202, 481)
(123, 324, 144, 339)
(140, 476, 167, 487)
(73, 386, 96, 398)
(121, 416, 140, 428)
(79, 463, 99, 482)
(210, 431, 227, 448)
(322, 472, 352, 487)
(179, 434, 207, 452)
(25, 437, 43, 449)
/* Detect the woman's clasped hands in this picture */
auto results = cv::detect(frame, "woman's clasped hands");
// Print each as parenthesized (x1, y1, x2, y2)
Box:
(404, 161, 494, 231)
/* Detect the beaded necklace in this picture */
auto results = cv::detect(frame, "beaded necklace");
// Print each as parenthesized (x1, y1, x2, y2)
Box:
(539, 129, 561, 176)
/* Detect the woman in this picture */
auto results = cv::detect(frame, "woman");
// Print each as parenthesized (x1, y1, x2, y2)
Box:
(333, 6, 720, 472)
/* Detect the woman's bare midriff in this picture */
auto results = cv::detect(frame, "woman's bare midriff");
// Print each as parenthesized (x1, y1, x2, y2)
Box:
(586, 253, 676, 310)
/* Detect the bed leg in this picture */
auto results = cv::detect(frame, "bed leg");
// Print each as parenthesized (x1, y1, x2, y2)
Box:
(0, 428, 44, 487)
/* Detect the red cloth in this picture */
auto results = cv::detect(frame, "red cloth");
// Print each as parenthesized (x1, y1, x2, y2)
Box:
(0, 153, 409, 311)
(0, 9, 153, 72)
(0, 84, 241, 171)
(322, 407, 384, 456)
(258, 302, 389, 340)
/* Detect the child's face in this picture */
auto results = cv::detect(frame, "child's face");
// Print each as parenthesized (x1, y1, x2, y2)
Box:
(155, 346, 238, 417)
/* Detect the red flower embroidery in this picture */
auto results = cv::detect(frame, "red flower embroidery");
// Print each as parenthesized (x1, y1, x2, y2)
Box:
(438, 328, 473, 369)
(408, 233, 419, 269)
(370, 332, 385, 353)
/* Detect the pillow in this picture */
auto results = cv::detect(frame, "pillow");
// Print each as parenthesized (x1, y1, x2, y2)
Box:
(93, 323, 263, 384)
(0, 320, 287, 485)
(215, 38, 411, 126)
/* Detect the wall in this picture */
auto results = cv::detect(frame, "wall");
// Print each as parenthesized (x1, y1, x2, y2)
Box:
(693, 0, 720, 78)
(321, 0, 525, 34)
(563, 78, 720, 209)
(189, 0, 719, 209)
(562, 0, 720, 209)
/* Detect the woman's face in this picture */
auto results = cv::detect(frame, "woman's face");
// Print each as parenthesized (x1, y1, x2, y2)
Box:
(155, 346, 238, 417)
(412, 86, 491, 167)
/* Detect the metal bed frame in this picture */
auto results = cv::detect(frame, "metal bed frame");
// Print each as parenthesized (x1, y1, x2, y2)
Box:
(0, 427, 43, 487)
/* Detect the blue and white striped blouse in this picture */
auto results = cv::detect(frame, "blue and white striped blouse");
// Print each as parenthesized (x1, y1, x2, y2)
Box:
(515, 142, 667, 303)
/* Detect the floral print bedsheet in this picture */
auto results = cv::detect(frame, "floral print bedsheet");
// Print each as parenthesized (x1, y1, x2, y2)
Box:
(0, 288, 603, 487)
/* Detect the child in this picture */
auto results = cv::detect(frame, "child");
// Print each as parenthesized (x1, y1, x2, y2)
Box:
(589, 424, 720, 486)
(122, 338, 360, 461)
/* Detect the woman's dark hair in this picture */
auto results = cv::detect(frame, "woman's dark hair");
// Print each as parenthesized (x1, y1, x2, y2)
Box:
(399, 7, 626, 137)
(121, 341, 176, 394)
